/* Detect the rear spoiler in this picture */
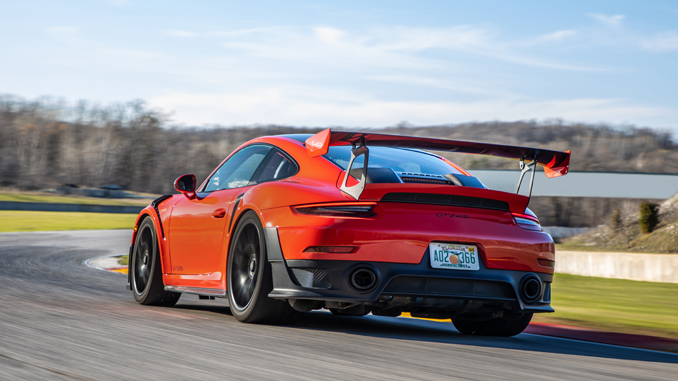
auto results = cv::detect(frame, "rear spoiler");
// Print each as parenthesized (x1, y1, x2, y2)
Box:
(305, 128, 571, 201)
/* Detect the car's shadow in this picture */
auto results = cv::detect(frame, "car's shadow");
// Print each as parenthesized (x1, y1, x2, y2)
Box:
(172, 302, 678, 364)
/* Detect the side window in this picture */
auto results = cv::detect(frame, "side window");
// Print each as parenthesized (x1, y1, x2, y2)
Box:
(254, 150, 298, 183)
(204, 145, 272, 192)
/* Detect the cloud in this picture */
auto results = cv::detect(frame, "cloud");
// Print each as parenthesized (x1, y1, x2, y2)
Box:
(314, 27, 344, 44)
(99, 49, 165, 59)
(46, 26, 78, 36)
(537, 30, 577, 42)
(45, 27, 82, 44)
(364, 26, 490, 51)
(104, 0, 129, 6)
(166, 30, 198, 38)
(367, 75, 514, 97)
(214, 25, 598, 71)
(641, 31, 678, 52)
(149, 89, 663, 128)
(588, 14, 625, 26)
(219, 26, 442, 71)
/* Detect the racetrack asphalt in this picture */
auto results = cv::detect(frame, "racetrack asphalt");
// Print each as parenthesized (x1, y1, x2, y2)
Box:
(1, 230, 677, 380)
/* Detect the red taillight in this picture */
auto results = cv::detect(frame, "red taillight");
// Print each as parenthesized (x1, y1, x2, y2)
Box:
(303, 246, 355, 253)
(512, 212, 542, 231)
(293, 202, 377, 217)
(538, 259, 555, 268)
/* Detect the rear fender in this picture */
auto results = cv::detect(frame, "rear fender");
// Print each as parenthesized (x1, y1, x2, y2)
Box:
(245, 180, 350, 212)
(228, 193, 282, 263)
(229, 189, 266, 233)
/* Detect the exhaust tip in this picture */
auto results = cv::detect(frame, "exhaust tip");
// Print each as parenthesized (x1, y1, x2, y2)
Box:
(349, 267, 378, 292)
(519, 274, 542, 304)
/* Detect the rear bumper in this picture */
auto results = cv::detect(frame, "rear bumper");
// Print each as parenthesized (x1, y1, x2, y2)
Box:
(264, 202, 555, 273)
(265, 228, 553, 313)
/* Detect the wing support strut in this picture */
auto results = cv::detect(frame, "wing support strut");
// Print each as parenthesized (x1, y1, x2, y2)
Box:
(339, 138, 369, 200)
(515, 152, 539, 201)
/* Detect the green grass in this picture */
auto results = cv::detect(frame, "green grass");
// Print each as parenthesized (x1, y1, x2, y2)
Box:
(0, 211, 138, 232)
(533, 273, 678, 339)
(118, 256, 129, 266)
(557, 237, 678, 254)
(0, 191, 151, 206)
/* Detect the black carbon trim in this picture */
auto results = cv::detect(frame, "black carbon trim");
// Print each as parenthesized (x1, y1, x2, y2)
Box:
(150, 194, 172, 238)
(228, 194, 245, 232)
(151, 194, 172, 208)
(264, 227, 302, 294)
(126, 244, 133, 290)
(382, 276, 514, 300)
(381, 192, 509, 211)
(164, 286, 226, 297)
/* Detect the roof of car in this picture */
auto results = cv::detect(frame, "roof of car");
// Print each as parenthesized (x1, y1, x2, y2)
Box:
(278, 133, 444, 159)
(278, 134, 313, 143)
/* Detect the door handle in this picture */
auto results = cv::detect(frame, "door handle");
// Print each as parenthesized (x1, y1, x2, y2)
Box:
(212, 208, 227, 218)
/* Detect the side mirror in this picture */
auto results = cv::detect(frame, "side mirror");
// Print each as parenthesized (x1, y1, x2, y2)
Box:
(174, 174, 197, 199)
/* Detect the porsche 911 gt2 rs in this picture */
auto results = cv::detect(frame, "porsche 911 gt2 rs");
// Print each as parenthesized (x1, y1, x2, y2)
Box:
(127, 129, 570, 336)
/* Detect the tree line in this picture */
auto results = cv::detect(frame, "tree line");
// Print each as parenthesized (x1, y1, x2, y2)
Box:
(1, 95, 676, 195)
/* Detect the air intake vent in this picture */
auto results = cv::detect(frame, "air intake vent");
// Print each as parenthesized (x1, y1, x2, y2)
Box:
(400, 177, 450, 185)
(381, 192, 510, 211)
(289, 268, 331, 289)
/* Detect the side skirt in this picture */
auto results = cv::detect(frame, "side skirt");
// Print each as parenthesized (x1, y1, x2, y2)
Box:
(164, 286, 226, 298)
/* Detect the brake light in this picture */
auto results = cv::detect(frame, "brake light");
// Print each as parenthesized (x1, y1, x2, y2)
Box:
(538, 259, 555, 268)
(293, 202, 377, 217)
(512, 212, 542, 231)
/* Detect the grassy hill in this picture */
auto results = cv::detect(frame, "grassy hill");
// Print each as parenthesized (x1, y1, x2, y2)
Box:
(560, 193, 678, 253)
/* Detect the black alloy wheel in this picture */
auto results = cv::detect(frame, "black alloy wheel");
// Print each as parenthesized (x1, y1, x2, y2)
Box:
(229, 222, 261, 311)
(227, 211, 295, 324)
(130, 217, 180, 306)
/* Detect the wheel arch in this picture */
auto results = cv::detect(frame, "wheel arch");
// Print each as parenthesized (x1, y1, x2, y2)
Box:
(226, 206, 263, 249)
(132, 207, 172, 275)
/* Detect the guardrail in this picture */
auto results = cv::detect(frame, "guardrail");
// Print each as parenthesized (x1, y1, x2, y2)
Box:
(0, 201, 145, 214)
(470, 170, 678, 199)
(555, 250, 678, 283)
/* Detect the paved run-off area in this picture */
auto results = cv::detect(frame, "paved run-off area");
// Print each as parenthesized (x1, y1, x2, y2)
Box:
(1, 230, 677, 380)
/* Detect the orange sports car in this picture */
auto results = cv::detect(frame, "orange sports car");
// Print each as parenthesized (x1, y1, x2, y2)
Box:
(127, 129, 570, 336)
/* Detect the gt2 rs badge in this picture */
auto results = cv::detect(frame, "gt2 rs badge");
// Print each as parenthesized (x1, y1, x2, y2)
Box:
(435, 213, 469, 219)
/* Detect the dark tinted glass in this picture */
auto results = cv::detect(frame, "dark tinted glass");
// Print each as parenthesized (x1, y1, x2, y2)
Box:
(255, 150, 298, 183)
(323, 146, 463, 176)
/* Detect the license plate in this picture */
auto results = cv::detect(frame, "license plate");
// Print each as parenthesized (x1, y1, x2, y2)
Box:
(429, 242, 479, 270)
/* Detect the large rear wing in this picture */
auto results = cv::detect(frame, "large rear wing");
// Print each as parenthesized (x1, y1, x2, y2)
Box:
(305, 128, 571, 200)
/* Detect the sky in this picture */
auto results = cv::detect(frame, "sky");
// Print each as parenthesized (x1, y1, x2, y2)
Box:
(1, 0, 677, 129)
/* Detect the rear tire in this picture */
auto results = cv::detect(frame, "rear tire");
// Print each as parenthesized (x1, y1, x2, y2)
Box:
(227, 211, 295, 324)
(130, 216, 180, 307)
(452, 313, 533, 337)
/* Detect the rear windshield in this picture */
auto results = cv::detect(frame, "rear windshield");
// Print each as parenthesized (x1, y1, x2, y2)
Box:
(323, 146, 463, 176)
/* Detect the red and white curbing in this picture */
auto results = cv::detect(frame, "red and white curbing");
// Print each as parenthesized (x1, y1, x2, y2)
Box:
(83, 255, 128, 274)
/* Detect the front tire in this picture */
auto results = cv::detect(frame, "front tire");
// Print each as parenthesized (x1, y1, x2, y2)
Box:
(452, 313, 533, 337)
(130, 216, 180, 306)
(227, 211, 295, 324)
